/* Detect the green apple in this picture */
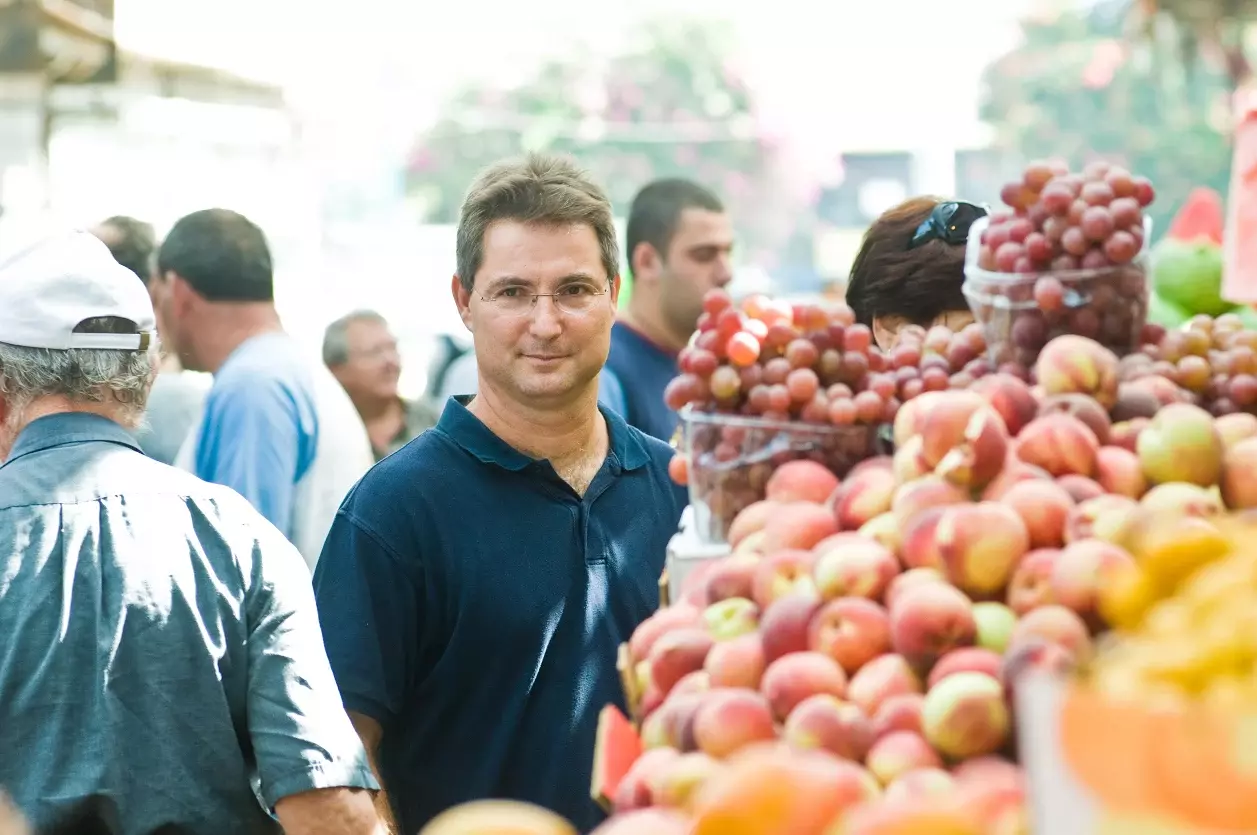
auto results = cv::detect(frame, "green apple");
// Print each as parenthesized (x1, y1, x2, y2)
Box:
(1152, 238, 1229, 317)
(972, 601, 1017, 653)
(1146, 291, 1189, 330)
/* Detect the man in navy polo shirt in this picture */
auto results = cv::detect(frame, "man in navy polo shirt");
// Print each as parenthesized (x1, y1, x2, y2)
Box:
(604, 179, 734, 442)
(313, 153, 687, 834)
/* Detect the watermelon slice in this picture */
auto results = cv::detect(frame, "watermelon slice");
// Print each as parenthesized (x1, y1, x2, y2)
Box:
(590, 704, 643, 813)
(1224, 96, 1257, 303)
(1167, 187, 1225, 245)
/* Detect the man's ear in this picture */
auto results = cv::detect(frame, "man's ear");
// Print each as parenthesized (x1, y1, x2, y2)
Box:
(610, 273, 622, 308)
(451, 275, 473, 332)
(631, 242, 661, 284)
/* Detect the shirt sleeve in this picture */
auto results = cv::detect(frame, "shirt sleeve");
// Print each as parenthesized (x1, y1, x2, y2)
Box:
(598, 368, 627, 415)
(194, 375, 309, 537)
(312, 508, 420, 728)
(241, 518, 380, 807)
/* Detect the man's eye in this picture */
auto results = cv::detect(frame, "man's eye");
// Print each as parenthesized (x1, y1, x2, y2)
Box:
(499, 287, 524, 298)
(561, 285, 595, 296)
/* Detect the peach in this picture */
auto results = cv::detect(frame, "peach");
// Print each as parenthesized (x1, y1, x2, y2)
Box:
(671, 671, 712, 698)
(956, 781, 1028, 835)
(732, 529, 767, 558)
(892, 390, 945, 447)
(1063, 494, 1138, 544)
(648, 751, 725, 812)
(1009, 604, 1092, 660)
(1055, 474, 1105, 503)
(751, 549, 817, 610)
(858, 512, 902, 557)
(891, 436, 932, 485)
(808, 597, 891, 674)
(727, 499, 779, 549)
(979, 456, 1052, 501)
(590, 808, 690, 835)
(1108, 417, 1149, 454)
(1034, 334, 1120, 408)
(1093, 445, 1147, 498)
(703, 597, 760, 641)
(1123, 372, 1186, 407)
(760, 651, 848, 720)
(648, 628, 716, 696)
(950, 756, 1023, 793)
(420, 800, 578, 835)
(692, 689, 778, 759)
(1001, 479, 1073, 549)
(1137, 402, 1224, 487)
(884, 767, 956, 804)
(848, 654, 923, 717)
(1050, 539, 1135, 628)
(629, 603, 703, 662)
(639, 683, 664, 719)
(641, 691, 704, 751)
(677, 559, 721, 608)
(704, 632, 766, 690)
(766, 459, 840, 504)
(849, 454, 894, 478)
(1014, 413, 1100, 477)
(1221, 436, 1257, 509)
(690, 746, 880, 835)
(1005, 548, 1061, 615)
(866, 730, 943, 785)
(916, 392, 1010, 490)
(703, 553, 760, 604)
(922, 671, 1010, 760)
(1111, 381, 1162, 421)
(831, 466, 896, 531)
(837, 797, 983, 835)
(1138, 481, 1224, 519)
(889, 582, 977, 669)
(813, 537, 900, 601)
(884, 567, 947, 610)
(612, 747, 679, 812)
(1215, 412, 1257, 451)
(1037, 392, 1112, 445)
(891, 476, 968, 528)
(972, 601, 1017, 653)
(782, 694, 875, 761)
(759, 591, 823, 663)
(899, 507, 946, 571)
(934, 502, 1029, 598)
(971, 372, 1040, 436)
(926, 647, 1004, 689)
(871, 693, 925, 740)
(761, 502, 840, 552)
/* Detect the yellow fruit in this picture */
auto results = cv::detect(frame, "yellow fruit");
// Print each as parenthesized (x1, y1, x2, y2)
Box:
(1127, 516, 1231, 592)
(1100, 565, 1158, 631)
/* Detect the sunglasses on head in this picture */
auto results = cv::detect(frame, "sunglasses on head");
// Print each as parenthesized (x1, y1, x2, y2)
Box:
(908, 201, 988, 249)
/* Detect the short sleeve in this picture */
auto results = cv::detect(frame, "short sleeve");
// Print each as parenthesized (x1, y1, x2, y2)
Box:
(312, 509, 420, 728)
(241, 520, 379, 807)
(598, 369, 627, 415)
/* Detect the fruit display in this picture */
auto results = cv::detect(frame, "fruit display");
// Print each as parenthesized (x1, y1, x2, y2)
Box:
(965, 160, 1155, 365)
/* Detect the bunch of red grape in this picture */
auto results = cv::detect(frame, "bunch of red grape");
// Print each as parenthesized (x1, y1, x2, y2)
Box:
(968, 160, 1156, 367)
(1120, 313, 1257, 417)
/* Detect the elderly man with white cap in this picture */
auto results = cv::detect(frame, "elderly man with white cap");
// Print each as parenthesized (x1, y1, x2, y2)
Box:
(0, 232, 382, 834)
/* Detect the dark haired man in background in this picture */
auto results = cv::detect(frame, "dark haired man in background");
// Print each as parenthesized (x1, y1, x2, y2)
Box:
(605, 178, 734, 441)
(91, 215, 212, 466)
(153, 208, 373, 571)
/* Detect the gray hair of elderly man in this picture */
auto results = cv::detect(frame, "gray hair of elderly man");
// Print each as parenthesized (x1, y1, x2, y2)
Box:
(322, 309, 388, 368)
(0, 316, 159, 437)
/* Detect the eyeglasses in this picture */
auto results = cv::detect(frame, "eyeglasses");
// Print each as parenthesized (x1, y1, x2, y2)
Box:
(479, 284, 610, 317)
(908, 201, 988, 249)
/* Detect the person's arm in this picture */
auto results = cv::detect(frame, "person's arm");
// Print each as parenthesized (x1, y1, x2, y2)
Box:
(313, 507, 422, 835)
(239, 513, 382, 834)
(194, 375, 313, 536)
(598, 368, 627, 415)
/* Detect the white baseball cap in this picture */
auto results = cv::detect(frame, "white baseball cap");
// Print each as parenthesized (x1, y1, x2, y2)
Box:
(0, 230, 157, 351)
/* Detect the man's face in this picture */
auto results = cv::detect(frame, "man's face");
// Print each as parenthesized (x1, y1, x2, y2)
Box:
(656, 208, 734, 339)
(453, 220, 618, 405)
(331, 318, 402, 402)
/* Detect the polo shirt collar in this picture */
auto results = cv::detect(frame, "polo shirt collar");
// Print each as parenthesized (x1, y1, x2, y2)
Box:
(6, 412, 143, 463)
(437, 396, 651, 473)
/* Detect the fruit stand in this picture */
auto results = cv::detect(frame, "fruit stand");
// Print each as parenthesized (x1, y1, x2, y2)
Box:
(417, 158, 1257, 835)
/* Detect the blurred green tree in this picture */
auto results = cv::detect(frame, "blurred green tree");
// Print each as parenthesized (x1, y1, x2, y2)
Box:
(1129, 0, 1257, 89)
(981, 1, 1233, 238)
(404, 19, 788, 264)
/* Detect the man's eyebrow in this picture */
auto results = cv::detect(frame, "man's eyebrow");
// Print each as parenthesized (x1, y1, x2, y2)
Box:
(483, 272, 604, 292)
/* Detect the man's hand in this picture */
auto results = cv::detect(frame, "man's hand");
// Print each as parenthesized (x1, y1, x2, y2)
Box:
(350, 712, 400, 835)
(275, 787, 382, 835)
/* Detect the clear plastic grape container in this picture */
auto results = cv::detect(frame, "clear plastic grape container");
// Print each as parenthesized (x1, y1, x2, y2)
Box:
(962, 215, 1153, 368)
(682, 407, 888, 545)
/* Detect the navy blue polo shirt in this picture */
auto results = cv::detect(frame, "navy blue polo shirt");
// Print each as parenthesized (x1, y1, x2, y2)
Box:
(604, 321, 680, 443)
(312, 397, 686, 834)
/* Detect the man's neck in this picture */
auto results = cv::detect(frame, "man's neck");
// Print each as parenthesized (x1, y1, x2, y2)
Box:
(1, 397, 137, 460)
(199, 305, 284, 374)
(620, 304, 685, 354)
(354, 394, 403, 424)
(468, 382, 603, 464)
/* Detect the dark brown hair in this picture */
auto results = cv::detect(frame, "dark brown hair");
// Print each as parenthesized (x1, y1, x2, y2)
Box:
(845, 196, 970, 328)
(455, 153, 619, 292)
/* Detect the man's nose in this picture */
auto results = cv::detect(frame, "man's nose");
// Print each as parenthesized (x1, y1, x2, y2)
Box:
(528, 296, 564, 338)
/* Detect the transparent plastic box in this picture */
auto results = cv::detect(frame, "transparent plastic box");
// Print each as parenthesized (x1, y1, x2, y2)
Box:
(681, 407, 887, 545)
(962, 215, 1153, 367)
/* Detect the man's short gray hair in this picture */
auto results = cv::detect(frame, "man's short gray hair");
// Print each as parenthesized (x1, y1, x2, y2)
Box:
(323, 310, 388, 367)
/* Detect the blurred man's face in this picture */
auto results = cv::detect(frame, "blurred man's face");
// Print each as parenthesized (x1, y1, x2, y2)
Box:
(657, 208, 734, 341)
(330, 318, 402, 403)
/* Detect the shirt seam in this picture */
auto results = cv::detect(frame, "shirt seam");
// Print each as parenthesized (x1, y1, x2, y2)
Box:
(259, 760, 380, 808)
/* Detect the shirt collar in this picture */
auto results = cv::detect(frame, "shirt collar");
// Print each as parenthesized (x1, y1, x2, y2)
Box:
(436, 396, 651, 473)
(5, 412, 143, 464)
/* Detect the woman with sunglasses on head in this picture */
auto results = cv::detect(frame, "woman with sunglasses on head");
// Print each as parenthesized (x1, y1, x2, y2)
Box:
(845, 197, 988, 350)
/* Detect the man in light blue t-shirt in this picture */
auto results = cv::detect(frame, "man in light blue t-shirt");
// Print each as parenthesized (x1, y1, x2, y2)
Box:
(152, 209, 373, 569)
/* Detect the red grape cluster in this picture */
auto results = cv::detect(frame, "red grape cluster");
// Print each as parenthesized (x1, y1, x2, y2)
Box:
(967, 160, 1156, 367)
(1121, 314, 1257, 417)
